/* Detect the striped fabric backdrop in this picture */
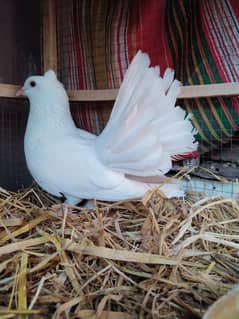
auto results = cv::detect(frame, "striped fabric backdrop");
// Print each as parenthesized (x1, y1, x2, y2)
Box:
(56, 0, 239, 159)
(167, 0, 239, 155)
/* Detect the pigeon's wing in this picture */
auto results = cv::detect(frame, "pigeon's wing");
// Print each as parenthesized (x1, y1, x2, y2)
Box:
(76, 128, 96, 140)
(95, 51, 197, 177)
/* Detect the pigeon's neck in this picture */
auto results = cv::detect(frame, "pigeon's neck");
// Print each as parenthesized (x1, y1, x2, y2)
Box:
(25, 99, 76, 144)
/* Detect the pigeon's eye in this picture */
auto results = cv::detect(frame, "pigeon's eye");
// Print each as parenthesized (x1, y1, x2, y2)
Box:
(30, 81, 36, 87)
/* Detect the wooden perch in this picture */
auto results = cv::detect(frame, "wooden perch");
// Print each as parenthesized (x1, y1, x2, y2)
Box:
(68, 82, 239, 101)
(1, 82, 239, 101)
(0, 84, 20, 99)
(178, 82, 239, 99)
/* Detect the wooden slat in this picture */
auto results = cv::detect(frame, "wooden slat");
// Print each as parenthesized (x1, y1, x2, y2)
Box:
(1, 82, 239, 100)
(178, 82, 239, 99)
(68, 89, 118, 101)
(68, 82, 239, 101)
(0, 84, 20, 98)
(41, 0, 57, 73)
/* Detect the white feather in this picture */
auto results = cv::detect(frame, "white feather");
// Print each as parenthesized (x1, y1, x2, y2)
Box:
(96, 51, 197, 176)
(22, 51, 198, 204)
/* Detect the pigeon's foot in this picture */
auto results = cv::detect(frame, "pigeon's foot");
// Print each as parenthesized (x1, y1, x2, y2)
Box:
(64, 196, 95, 210)
(64, 195, 82, 206)
(81, 199, 95, 210)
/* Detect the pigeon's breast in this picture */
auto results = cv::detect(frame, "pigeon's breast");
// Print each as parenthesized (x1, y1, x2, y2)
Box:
(24, 135, 64, 196)
(24, 133, 126, 198)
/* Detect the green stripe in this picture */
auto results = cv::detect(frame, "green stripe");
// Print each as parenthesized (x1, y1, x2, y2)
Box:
(212, 97, 238, 131)
(184, 100, 217, 147)
(166, 0, 182, 75)
(189, 1, 222, 85)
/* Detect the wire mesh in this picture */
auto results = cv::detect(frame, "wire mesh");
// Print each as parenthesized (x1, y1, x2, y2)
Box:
(0, 0, 40, 190)
(0, 98, 32, 190)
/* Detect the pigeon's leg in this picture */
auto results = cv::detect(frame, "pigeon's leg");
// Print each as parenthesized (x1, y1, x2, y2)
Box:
(82, 200, 95, 210)
(64, 195, 95, 210)
(64, 195, 82, 206)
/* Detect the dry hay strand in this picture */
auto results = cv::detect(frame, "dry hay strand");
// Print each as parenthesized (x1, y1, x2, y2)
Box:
(0, 186, 239, 319)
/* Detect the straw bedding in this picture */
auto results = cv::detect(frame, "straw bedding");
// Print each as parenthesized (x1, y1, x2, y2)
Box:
(0, 186, 239, 319)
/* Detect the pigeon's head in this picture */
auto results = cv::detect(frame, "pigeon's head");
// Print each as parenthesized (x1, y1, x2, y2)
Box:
(16, 70, 68, 105)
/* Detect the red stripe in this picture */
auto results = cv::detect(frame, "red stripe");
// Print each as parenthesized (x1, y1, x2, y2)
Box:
(136, 0, 172, 72)
(230, 0, 239, 24)
(127, 2, 138, 63)
(176, 150, 200, 160)
(116, 3, 124, 81)
(221, 1, 239, 60)
(74, 7, 86, 89)
(231, 97, 239, 116)
(201, 2, 238, 130)
(215, 1, 239, 78)
(202, 1, 231, 81)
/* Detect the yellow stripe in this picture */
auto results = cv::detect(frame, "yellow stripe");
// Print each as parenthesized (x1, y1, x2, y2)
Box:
(197, 100, 225, 143)
(207, 98, 232, 137)
(131, 6, 137, 56)
(111, 4, 120, 89)
(93, 0, 109, 89)
(179, 2, 191, 82)
(190, 43, 204, 84)
(190, 3, 210, 85)
(172, 5, 184, 57)
(167, 8, 178, 62)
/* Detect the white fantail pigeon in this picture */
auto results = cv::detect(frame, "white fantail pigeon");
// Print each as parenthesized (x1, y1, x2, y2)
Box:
(16, 51, 197, 205)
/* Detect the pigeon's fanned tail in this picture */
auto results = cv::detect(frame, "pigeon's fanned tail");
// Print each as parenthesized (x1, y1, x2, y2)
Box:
(96, 51, 197, 176)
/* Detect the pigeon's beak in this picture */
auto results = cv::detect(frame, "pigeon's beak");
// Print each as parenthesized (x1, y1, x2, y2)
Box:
(16, 86, 25, 97)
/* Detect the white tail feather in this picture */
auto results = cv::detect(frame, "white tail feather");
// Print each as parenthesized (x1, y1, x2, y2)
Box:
(96, 51, 198, 177)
